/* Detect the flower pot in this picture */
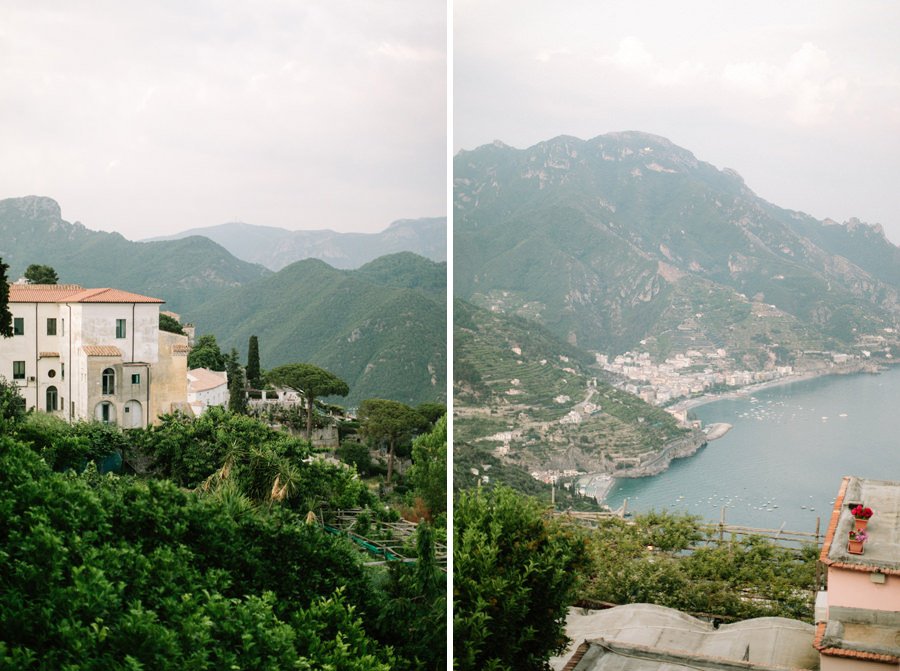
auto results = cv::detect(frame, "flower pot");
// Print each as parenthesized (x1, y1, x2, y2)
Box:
(848, 540, 864, 555)
(854, 518, 868, 532)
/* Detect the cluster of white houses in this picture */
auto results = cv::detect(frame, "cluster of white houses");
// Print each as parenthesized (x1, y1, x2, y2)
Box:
(1, 283, 228, 427)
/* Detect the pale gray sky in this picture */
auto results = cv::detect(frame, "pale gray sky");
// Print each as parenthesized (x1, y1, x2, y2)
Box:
(0, 1, 446, 238)
(455, 0, 900, 244)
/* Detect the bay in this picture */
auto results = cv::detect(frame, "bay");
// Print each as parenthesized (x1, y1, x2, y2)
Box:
(603, 365, 900, 533)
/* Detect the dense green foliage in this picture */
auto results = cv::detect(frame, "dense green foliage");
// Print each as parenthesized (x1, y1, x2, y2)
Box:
(578, 511, 818, 620)
(454, 486, 590, 671)
(336, 440, 374, 476)
(187, 254, 446, 407)
(0, 196, 270, 317)
(15, 413, 129, 472)
(188, 334, 226, 371)
(158, 313, 185, 335)
(136, 408, 369, 511)
(23, 263, 59, 284)
(407, 415, 447, 518)
(0, 392, 446, 670)
(358, 399, 429, 484)
(0, 435, 395, 669)
(373, 523, 447, 671)
(0, 376, 24, 430)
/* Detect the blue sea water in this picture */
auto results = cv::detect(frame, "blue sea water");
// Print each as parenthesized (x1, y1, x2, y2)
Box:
(603, 366, 900, 532)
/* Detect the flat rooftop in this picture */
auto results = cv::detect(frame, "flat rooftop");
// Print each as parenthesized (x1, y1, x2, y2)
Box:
(822, 477, 900, 574)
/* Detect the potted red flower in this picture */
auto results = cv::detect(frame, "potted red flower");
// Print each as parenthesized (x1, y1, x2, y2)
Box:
(848, 528, 868, 555)
(851, 505, 873, 531)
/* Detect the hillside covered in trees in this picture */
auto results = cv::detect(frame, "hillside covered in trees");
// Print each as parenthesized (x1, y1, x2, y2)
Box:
(0, 378, 446, 670)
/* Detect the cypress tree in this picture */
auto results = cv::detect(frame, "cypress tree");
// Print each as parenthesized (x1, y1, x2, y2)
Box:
(226, 349, 247, 414)
(247, 335, 261, 388)
(0, 258, 12, 338)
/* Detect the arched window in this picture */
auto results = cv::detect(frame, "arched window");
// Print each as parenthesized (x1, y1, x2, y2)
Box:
(46, 386, 58, 412)
(102, 368, 115, 395)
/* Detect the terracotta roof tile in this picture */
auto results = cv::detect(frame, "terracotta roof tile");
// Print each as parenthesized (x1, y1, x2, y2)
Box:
(8, 283, 163, 304)
(814, 621, 900, 664)
(39, 352, 60, 358)
(187, 368, 228, 392)
(67, 287, 164, 303)
(9, 284, 85, 302)
(82, 346, 123, 357)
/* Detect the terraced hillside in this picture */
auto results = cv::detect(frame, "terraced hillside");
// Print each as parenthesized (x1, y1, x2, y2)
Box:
(455, 299, 688, 480)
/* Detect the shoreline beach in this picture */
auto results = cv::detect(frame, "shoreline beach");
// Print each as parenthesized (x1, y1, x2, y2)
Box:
(667, 362, 886, 414)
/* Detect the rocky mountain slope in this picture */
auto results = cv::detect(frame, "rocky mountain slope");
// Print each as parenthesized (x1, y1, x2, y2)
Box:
(455, 132, 900, 358)
(0, 196, 270, 317)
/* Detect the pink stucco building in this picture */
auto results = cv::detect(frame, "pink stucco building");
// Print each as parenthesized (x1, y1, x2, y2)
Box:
(816, 476, 900, 669)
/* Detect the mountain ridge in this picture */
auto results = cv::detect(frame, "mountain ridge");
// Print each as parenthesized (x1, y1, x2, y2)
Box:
(1, 195, 445, 408)
(144, 217, 446, 271)
(0, 195, 271, 316)
(455, 132, 900, 357)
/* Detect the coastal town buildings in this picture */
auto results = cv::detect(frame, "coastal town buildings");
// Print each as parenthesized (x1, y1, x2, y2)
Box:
(2, 283, 189, 428)
(598, 349, 796, 407)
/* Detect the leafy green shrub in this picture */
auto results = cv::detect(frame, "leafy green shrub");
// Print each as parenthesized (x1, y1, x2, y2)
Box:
(454, 486, 589, 671)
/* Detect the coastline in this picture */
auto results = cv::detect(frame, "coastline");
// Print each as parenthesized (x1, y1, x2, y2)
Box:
(667, 361, 885, 414)
(584, 361, 888, 506)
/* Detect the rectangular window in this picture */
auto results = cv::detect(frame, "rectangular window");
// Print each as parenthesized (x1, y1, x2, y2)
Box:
(116, 319, 127, 339)
(13, 318, 24, 336)
(13, 361, 25, 380)
(131, 373, 141, 385)
(61, 363, 65, 380)
(47, 318, 57, 336)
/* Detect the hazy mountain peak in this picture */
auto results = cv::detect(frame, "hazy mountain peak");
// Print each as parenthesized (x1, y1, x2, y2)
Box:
(2, 195, 62, 220)
(455, 131, 900, 355)
(146, 217, 446, 271)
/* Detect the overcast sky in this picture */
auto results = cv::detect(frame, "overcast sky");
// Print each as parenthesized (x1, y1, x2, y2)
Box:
(455, 0, 900, 244)
(0, 1, 445, 239)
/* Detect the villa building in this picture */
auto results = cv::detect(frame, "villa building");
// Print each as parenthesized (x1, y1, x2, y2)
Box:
(187, 367, 229, 415)
(2, 283, 189, 428)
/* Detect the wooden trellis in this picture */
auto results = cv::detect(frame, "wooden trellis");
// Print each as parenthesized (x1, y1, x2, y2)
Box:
(323, 508, 447, 570)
